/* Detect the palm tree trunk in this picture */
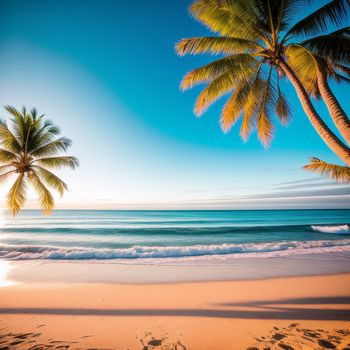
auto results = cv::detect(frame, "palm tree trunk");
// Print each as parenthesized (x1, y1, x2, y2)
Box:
(279, 60, 350, 167)
(317, 67, 350, 145)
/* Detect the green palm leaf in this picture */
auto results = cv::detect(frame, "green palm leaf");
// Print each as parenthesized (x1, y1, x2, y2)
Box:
(0, 122, 22, 153)
(34, 156, 79, 169)
(31, 137, 72, 157)
(7, 173, 26, 216)
(28, 171, 55, 215)
(31, 119, 61, 151)
(32, 166, 68, 196)
(0, 148, 17, 163)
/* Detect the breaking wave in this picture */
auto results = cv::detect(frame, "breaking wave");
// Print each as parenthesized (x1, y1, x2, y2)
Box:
(1, 223, 349, 236)
(311, 224, 350, 234)
(1, 239, 350, 261)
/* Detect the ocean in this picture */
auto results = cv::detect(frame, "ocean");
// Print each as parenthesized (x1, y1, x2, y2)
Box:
(0, 209, 349, 262)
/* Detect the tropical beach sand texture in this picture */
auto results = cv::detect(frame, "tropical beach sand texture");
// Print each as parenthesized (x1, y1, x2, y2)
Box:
(0, 263, 350, 350)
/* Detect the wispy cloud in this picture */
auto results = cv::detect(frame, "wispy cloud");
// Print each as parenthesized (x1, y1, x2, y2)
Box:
(62, 185, 350, 210)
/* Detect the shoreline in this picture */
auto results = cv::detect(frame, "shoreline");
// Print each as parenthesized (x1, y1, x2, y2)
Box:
(3, 250, 350, 285)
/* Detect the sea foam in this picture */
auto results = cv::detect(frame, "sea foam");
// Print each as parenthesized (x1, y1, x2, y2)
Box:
(1, 239, 350, 261)
(311, 224, 349, 234)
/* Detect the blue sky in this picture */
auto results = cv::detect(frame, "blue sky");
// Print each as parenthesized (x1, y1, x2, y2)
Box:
(0, 0, 349, 209)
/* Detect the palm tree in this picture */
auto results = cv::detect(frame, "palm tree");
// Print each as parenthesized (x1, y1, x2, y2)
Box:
(317, 65, 350, 145)
(0, 106, 79, 215)
(175, 0, 350, 173)
(296, 24, 350, 145)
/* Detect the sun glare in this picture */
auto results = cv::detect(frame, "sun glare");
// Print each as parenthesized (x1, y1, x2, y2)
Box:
(0, 261, 16, 287)
(0, 208, 5, 225)
(0, 210, 15, 287)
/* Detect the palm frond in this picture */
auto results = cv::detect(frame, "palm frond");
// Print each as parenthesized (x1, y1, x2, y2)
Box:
(220, 81, 252, 132)
(301, 26, 350, 64)
(333, 72, 350, 83)
(30, 137, 72, 157)
(240, 77, 265, 142)
(265, 0, 306, 33)
(285, 44, 320, 97)
(194, 71, 237, 116)
(285, 0, 350, 38)
(303, 157, 350, 183)
(28, 171, 54, 215)
(0, 123, 22, 153)
(189, 0, 265, 41)
(34, 156, 79, 169)
(176, 36, 261, 56)
(257, 107, 274, 148)
(0, 148, 17, 163)
(275, 84, 292, 125)
(0, 165, 15, 183)
(4, 105, 28, 145)
(32, 165, 68, 196)
(30, 119, 61, 152)
(180, 54, 256, 91)
(4, 105, 23, 120)
(238, 68, 277, 147)
(334, 62, 350, 77)
(256, 68, 276, 148)
(7, 173, 26, 216)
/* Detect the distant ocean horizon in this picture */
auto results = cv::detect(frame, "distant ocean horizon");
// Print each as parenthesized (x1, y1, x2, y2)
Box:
(0, 209, 349, 263)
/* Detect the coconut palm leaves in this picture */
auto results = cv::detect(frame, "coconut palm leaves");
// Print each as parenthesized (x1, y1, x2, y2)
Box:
(0, 106, 79, 215)
(304, 157, 350, 183)
(176, 0, 350, 182)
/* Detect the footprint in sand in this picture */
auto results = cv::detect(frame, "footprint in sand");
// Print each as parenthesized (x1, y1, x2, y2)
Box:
(247, 325, 350, 350)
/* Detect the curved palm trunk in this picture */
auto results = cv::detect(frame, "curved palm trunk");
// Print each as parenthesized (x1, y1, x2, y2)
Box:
(317, 68, 350, 145)
(280, 60, 350, 167)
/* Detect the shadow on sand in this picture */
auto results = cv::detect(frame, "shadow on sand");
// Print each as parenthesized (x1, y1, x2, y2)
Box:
(217, 296, 350, 307)
(1, 296, 350, 320)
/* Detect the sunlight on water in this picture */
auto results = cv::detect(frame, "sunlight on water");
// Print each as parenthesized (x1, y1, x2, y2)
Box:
(0, 210, 16, 286)
(0, 208, 6, 227)
(0, 261, 16, 287)
(0, 208, 8, 240)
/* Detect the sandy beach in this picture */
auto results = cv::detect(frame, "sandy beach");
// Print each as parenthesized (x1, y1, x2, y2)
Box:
(1, 0, 350, 347)
(1, 257, 350, 350)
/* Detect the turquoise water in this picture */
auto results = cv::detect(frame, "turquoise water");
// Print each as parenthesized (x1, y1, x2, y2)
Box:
(0, 210, 349, 261)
